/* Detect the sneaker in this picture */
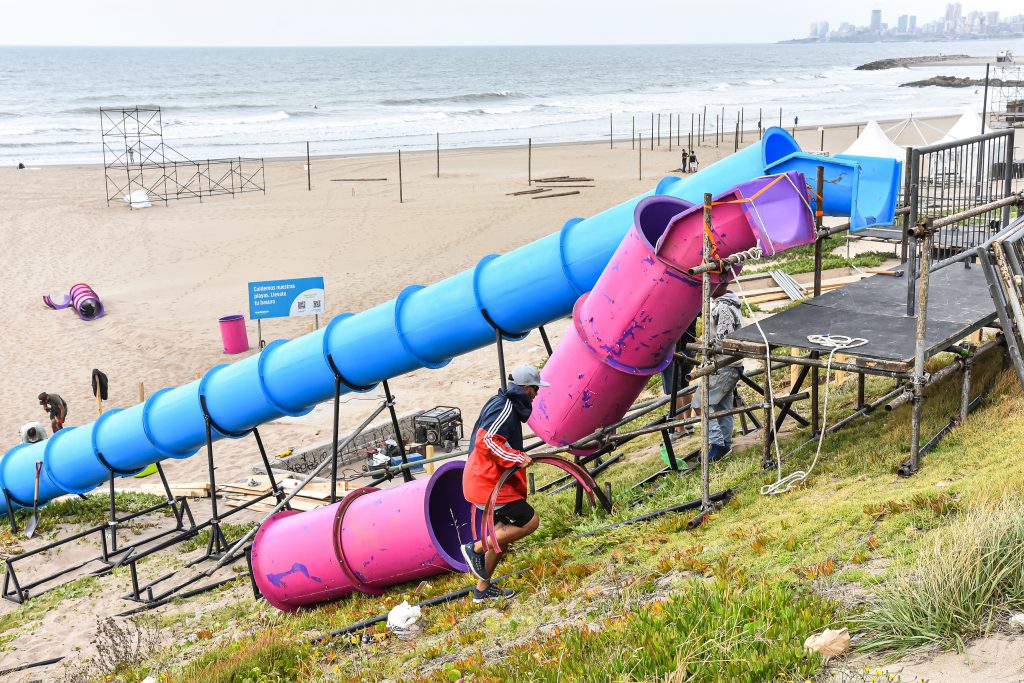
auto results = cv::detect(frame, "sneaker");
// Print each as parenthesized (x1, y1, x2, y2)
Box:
(460, 542, 489, 582)
(472, 584, 515, 603)
(708, 444, 732, 463)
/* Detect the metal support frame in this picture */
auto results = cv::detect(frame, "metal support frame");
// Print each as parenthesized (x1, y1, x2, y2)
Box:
(119, 398, 287, 606)
(2, 461, 194, 604)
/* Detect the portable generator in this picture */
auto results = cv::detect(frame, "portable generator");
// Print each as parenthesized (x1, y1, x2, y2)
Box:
(413, 406, 463, 452)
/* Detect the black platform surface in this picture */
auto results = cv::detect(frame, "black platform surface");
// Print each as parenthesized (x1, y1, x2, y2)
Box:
(727, 262, 996, 364)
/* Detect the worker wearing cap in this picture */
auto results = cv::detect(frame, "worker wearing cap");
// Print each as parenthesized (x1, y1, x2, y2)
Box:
(460, 364, 548, 603)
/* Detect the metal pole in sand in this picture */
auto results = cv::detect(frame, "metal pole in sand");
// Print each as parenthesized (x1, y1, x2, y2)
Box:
(609, 113, 613, 149)
(650, 113, 654, 151)
(638, 134, 642, 180)
(436, 133, 440, 178)
(779, 107, 782, 127)
(668, 113, 672, 152)
(734, 120, 739, 153)
(398, 148, 403, 204)
(632, 116, 635, 150)
(306, 142, 311, 191)
(528, 138, 532, 185)
(740, 107, 744, 143)
(716, 114, 720, 147)
(981, 63, 990, 134)
(702, 106, 707, 142)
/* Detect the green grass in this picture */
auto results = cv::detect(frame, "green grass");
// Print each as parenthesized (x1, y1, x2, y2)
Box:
(95, 346, 1024, 681)
(411, 579, 838, 683)
(856, 499, 1024, 656)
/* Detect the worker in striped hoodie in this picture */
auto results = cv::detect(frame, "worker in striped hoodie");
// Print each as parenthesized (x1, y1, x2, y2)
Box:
(460, 364, 548, 602)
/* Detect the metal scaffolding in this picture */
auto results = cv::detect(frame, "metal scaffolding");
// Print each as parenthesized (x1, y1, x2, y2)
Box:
(100, 106, 265, 208)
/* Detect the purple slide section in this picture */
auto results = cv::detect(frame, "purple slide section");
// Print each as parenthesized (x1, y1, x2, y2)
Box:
(529, 171, 816, 448)
(43, 282, 104, 321)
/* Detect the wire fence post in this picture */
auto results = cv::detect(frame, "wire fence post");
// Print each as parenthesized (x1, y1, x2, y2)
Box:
(528, 137, 532, 185)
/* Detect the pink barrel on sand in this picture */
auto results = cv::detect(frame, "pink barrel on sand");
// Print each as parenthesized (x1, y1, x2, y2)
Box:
(250, 461, 471, 611)
(218, 315, 250, 354)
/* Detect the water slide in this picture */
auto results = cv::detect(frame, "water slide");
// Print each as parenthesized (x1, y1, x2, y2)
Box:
(0, 128, 899, 604)
(529, 171, 816, 447)
(0, 127, 899, 512)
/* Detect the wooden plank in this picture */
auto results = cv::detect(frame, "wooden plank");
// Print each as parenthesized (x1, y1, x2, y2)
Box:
(507, 188, 550, 196)
(136, 482, 210, 498)
(533, 190, 580, 200)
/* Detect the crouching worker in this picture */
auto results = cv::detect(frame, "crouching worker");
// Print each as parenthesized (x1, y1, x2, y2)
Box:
(460, 364, 548, 603)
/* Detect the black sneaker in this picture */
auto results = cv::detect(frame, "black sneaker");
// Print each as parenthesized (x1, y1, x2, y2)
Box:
(708, 444, 732, 463)
(472, 584, 515, 603)
(460, 542, 489, 582)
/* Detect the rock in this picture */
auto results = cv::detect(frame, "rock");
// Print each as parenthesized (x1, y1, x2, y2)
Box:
(900, 75, 1024, 88)
(856, 55, 970, 70)
(804, 627, 851, 660)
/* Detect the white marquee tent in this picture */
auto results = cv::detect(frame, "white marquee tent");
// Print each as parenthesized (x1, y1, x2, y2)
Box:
(842, 120, 906, 161)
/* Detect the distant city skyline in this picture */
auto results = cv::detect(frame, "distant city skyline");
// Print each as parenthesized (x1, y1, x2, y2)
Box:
(806, 3, 1024, 42)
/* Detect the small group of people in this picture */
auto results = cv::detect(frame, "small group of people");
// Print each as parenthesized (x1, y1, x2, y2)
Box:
(459, 283, 744, 601)
(681, 148, 699, 173)
(20, 392, 67, 444)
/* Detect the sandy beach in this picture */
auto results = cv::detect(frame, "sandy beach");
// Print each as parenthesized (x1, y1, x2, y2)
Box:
(0, 113, 966, 489)
(0, 108, 1006, 680)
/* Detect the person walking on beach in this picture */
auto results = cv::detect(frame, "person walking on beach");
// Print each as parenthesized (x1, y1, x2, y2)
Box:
(38, 392, 67, 433)
(691, 282, 744, 462)
(460, 364, 547, 603)
(688, 149, 698, 173)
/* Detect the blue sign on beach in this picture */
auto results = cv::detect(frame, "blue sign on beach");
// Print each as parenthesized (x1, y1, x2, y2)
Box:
(248, 277, 326, 320)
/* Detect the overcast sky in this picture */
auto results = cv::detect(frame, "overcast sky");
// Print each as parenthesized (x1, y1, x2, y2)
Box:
(1, 0, 1022, 47)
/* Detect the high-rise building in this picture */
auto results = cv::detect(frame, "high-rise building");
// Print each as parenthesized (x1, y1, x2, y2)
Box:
(986, 11, 999, 32)
(809, 22, 818, 37)
(870, 9, 882, 32)
(819, 21, 829, 38)
(898, 14, 909, 32)
(909, 15, 917, 31)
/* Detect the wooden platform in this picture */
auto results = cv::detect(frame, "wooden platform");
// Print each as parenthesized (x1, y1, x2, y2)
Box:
(725, 262, 995, 367)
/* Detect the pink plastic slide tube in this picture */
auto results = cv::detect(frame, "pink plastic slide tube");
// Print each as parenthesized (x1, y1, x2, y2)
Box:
(250, 461, 471, 611)
(529, 171, 815, 448)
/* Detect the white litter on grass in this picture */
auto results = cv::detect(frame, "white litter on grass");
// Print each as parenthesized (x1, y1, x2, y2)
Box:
(387, 600, 422, 633)
(123, 189, 152, 208)
(1009, 614, 1024, 630)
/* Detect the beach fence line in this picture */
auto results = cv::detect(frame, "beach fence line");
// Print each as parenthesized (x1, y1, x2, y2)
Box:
(293, 105, 954, 204)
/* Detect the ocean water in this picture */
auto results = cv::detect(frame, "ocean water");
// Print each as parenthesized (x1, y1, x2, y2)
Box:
(1, 40, 1021, 165)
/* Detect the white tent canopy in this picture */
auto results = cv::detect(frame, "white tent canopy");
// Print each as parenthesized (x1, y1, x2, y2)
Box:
(842, 120, 905, 161)
(940, 107, 984, 143)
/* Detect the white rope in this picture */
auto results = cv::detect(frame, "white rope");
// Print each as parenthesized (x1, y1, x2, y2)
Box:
(759, 333, 868, 495)
(728, 256, 784, 481)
